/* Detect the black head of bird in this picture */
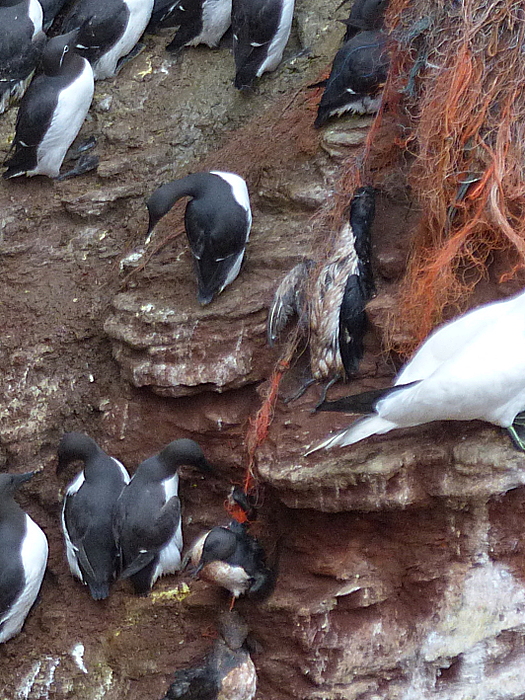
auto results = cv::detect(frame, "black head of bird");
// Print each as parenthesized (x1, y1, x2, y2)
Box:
(41, 29, 81, 76)
(0, 471, 35, 498)
(158, 438, 216, 477)
(56, 431, 99, 473)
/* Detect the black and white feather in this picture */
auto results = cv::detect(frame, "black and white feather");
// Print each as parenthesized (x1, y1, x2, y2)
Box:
(165, 0, 232, 53)
(314, 29, 388, 128)
(0, 472, 48, 644)
(188, 520, 274, 600)
(268, 186, 376, 392)
(3, 30, 94, 179)
(146, 171, 252, 305)
(61, 0, 154, 79)
(114, 439, 214, 595)
(57, 432, 130, 600)
(231, 0, 295, 90)
(0, 0, 46, 116)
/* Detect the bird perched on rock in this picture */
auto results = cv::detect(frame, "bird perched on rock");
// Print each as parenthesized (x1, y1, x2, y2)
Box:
(0, 472, 48, 644)
(57, 432, 130, 600)
(165, 0, 231, 53)
(231, 0, 295, 90)
(161, 611, 257, 700)
(340, 0, 388, 41)
(146, 171, 252, 305)
(114, 439, 215, 595)
(0, 0, 46, 115)
(3, 30, 94, 180)
(188, 520, 274, 601)
(268, 186, 376, 404)
(313, 28, 388, 128)
(309, 287, 525, 452)
(61, 0, 154, 79)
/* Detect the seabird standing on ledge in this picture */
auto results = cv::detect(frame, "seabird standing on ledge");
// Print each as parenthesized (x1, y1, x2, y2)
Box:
(231, 0, 295, 90)
(146, 171, 252, 305)
(61, 0, 154, 79)
(0, 0, 46, 115)
(3, 30, 94, 180)
(114, 439, 215, 595)
(165, 0, 232, 53)
(57, 432, 130, 600)
(309, 287, 525, 452)
(0, 472, 48, 644)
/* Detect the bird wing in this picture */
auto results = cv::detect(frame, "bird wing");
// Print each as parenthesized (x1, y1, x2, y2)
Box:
(267, 260, 313, 346)
(118, 495, 182, 579)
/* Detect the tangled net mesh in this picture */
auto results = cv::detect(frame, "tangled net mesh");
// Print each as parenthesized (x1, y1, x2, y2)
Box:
(331, 0, 525, 355)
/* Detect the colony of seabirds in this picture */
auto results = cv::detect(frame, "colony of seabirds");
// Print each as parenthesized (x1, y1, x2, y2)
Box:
(4, 0, 525, 697)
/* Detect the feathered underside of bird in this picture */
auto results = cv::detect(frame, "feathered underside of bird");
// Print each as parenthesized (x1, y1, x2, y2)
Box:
(266, 259, 314, 346)
(267, 187, 376, 401)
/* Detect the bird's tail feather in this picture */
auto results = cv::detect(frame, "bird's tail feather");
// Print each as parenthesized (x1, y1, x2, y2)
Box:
(306, 414, 395, 454)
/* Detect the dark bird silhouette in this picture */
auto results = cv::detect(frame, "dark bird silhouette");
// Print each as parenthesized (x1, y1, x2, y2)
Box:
(57, 432, 130, 600)
(0, 472, 48, 643)
(161, 611, 257, 700)
(146, 171, 252, 305)
(340, 0, 388, 41)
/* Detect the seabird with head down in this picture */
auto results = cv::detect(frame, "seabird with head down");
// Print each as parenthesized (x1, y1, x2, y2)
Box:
(146, 171, 252, 305)
(3, 30, 94, 180)
(231, 0, 295, 90)
(309, 287, 525, 452)
(114, 439, 214, 595)
(57, 432, 130, 600)
(0, 472, 48, 644)
(313, 28, 389, 128)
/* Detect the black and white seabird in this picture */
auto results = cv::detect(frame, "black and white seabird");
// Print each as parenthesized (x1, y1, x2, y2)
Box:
(0, 472, 48, 644)
(114, 439, 214, 595)
(231, 0, 295, 90)
(161, 611, 257, 700)
(188, 520, 274, 601)
(340, 0, 388, 41)
(164, 0, 231, 53)
(308, 287, 525, 453)
(146, 171, 252, 305)
(147, 0, 185, 32)
(3, 30, 94, 180)
(268, 186, 376, 404)
(57, 432, 130, 600)
(0, 0, 46, 115)
(314, 29, 389, 128)
(61, 0, 154, 79)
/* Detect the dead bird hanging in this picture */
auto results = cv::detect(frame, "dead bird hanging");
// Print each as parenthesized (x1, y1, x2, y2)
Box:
(267, 186, 376, 406)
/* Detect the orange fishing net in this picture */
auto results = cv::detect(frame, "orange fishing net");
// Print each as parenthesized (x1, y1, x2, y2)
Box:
(332, 0, 525, 354)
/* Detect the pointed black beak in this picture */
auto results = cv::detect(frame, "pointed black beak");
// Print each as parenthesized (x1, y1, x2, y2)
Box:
(14, 471, 36, 487)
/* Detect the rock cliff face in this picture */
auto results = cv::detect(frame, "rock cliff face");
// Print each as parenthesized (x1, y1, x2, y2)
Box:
(2, 3, 525, 700)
